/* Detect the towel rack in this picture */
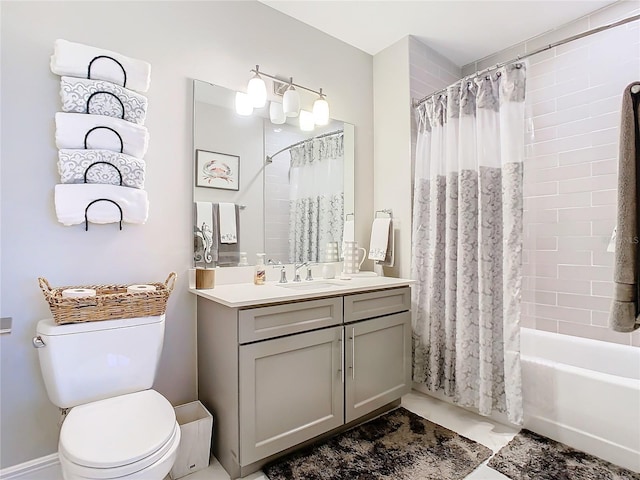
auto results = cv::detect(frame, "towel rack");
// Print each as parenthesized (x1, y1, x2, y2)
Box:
(345, 212, 354, 220)
(87, 55, 127, 88)
(84, 199, 123, 231)
(375, 209, 393, 218)
(84, 126, 124, 153)
(86, 91, 125, 119)
(83, 161, 123, 186)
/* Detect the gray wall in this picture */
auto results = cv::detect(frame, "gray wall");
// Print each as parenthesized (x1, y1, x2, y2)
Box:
(0, 1, 373, 468)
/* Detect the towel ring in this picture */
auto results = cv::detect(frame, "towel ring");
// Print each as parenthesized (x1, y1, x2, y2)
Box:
(87, 55, 127, 88)
(86, 91, 125, 119)
(83, 161, 123, 186)
(375, 209, 393, 218)
(83, 126, 124, 153)
(84, 199, 123, 231)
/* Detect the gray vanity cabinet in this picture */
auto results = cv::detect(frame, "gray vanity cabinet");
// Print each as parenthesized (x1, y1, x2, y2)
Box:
(344, 311, 412, 423)
(196, 286, 411, 480)
(238, 325, 344, 465)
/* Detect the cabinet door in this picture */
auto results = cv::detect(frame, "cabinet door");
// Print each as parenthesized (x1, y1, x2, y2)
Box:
(239, 326, 344, 465)
(345, 312, 412, 423)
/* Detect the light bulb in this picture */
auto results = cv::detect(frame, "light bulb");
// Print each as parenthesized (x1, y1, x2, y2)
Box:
(313, 95, 329, 126)
(247, 73, 267, 108)
(283, 82, 300, 118)
(269, 101, 285, 125)
(235, 92, 253, 116)
(299, 110, 315, 132)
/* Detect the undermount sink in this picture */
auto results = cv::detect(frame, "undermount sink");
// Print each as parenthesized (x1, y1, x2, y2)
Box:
(276, 281, 341, 290)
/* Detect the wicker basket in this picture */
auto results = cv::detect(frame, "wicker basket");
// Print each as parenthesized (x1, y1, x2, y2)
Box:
(38, 272, 177, 325)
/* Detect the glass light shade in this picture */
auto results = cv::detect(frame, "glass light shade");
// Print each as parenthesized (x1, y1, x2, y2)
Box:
(235, 92, 253, 116)
(312, 97, 330, 125)
(247, 75, 267, 108)
(299, 110, 315, 132)
(269, 101, 286, 125)
(283, 87, 300, 117)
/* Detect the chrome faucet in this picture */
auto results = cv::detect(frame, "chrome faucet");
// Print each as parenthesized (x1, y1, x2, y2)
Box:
(293, 262, 308, 282)
(279, 266, 288, 283)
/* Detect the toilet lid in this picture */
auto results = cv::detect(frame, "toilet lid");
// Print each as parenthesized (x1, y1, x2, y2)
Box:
(59, 390, 176, 469)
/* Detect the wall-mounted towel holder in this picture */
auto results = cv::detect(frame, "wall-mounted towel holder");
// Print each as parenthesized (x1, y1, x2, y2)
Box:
(84, 126, 124, 153)
(83, 162, 124, 231)
(345, 212, 354, 220)
(83, 161, 123, 186)
(87, 55, 127, 88)
(86, 91, 125, 119)
(375, 209, 393, 218)
(84, 198, 123, 231)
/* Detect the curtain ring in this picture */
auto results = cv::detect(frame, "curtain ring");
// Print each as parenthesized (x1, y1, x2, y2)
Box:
(516, 63, 522, 69)
(496, 71, 502, 78)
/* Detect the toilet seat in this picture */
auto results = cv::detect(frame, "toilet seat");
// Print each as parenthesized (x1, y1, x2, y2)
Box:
(59, 390, 180, 479)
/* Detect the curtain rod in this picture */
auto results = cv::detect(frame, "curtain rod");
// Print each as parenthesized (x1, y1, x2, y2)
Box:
(266, 129, 343, 163)
(412, 13, 640, 109)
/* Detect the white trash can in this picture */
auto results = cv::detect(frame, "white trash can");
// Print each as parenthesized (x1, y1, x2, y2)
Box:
(169, 401, 213, 479)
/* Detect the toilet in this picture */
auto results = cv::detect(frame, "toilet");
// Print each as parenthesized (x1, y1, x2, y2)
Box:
(33, 315, 180, 480)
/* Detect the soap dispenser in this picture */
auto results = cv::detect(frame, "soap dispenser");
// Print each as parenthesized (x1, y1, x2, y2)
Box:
(254, 253, 266, 285)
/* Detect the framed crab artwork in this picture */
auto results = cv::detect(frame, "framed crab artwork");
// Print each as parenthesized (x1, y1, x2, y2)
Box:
(195, 150, 240, 191)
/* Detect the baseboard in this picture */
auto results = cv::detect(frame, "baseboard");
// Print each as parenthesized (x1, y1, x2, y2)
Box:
(0, 454, 59, 480)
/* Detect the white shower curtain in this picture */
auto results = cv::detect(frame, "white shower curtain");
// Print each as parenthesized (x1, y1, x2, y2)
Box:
(411, 63, 526, 424)
(289, 133, 344, 263)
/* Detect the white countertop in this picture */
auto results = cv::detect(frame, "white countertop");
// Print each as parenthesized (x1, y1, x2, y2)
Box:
(189, 275, 413, 308)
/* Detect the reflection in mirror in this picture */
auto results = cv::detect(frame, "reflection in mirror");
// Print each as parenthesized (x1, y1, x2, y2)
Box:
(193, 79, 354, 267)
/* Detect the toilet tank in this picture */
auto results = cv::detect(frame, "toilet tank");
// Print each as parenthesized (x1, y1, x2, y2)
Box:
(35, 315, 165, 408)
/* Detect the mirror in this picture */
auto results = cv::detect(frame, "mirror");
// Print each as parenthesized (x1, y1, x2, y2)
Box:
(193, 79, 354, 267)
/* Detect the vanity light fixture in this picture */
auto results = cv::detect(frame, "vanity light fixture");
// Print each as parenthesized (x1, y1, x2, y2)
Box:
(282, 78, 300, 117)
(242, 66, 330, 126)
(269, 101, 286, 124)
(247, 65, 267, 108)
(312, 88, 330, 126)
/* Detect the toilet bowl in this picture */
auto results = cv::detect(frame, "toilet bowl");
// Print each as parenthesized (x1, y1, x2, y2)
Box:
(33, 315, 180, 480)
(57, 390, 180, 480)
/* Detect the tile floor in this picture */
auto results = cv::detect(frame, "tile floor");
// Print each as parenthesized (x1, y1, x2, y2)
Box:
(22, 390, 519, 480)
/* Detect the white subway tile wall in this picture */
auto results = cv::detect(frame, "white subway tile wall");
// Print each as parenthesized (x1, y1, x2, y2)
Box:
(411, 3, 640, 346)
(464, 4, 640, 345)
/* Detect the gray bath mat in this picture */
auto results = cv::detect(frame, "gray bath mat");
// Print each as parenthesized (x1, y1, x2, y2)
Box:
(263, 406, 492, 480)
(487, 429, 640, 480)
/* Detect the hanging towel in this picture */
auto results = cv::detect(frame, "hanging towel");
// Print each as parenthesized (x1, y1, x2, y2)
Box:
(58, 149, 146, 189)
(50, 39, 151, 93)
(342, 217, 355, 259)
(194, 202, 216, 268)
(54, 184, 148, 226)
(609, 81, 640, 333)
(60, 76, 148, 125)
(215, 203, 240, 266)
(218, 202, 237, 244)
(368, 217, 391, 261)
(55, 112, 149, 158)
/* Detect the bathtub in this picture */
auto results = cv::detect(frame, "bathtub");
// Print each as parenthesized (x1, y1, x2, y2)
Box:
(521, 328, 640, 473)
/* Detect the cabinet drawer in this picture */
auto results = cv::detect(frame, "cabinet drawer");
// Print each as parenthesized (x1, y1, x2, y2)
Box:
(239, 297, 343, 343)
(344, 287, 410, 322)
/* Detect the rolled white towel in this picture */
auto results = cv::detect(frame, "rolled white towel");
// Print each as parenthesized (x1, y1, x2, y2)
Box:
(58, 149, 146, 189)
(55, 112, 149, 158)
(60, 76, 148, 125)
(54, 184, 149, 226)
(50, 39, 151, 93)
